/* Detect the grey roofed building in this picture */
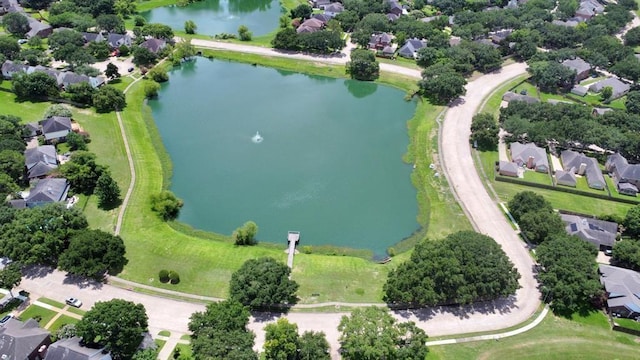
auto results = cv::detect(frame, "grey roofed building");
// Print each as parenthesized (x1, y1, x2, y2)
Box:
(296, 18, 324, 33)
(140, 38, 167, 54)
(502, 91, 539, 104)
(510, 142, 549, 173)
(31, 66, 63, 86)
(576, 0, 604, 20)
(39, 116, 72, 141)
(44, 337, 111, 360)
(323, 2, 343, 15)
(24, 122, 40, 138)
(571, 85, 588, 96)
(592, 107, 612, 116)
(386, 0, 403, 15)
(606, 153, 640, 196)
(561, 149, 606, 190)
(25, 145, 58, 179)
(498, 161, 519, 177)
(82, 32, 105, 43)
(0, 318, 51, 360)
(311, 13, 332, 23)
(26, 17, 52, 39)
(397, 38, 426, 58)
(369, 32, 393, 49)
(552, 18, 581, 27)
(561, 57, 591, 82)
(589, 77, 630, 100)
(599, 264, 640, 319)
(386, 13, 400, 21)
(561, 214, 617, 250)
(1, 60, 29, 79)
(25, 178, 70, 208)
(312, 0, 332, 8)
(106, 33, 132, 49)
(555, 169, 577, 187)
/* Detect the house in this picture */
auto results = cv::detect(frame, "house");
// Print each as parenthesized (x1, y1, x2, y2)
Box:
(0, 318, 51, 360)
(60, 72, 105, 89)
(397, 38, 426, 59)
(323, 2, 343, 16)
(82, 32, 105, 43)
(312, 0, 332, 9)
(25, 145, 58, 180)
(489, 29, 513, 44)
(380, 45, 396, 58)
(561, 57, 591, 82)
(502, 91, 539, 104)
(386, 13, 400, 21)
(386, 0, 403, 16)
(31, 65, 64, 86)
(510, 142, 549, 173)
(571, 85, 588, 97)
(498, 161, 519, 177)
(589, 77, 630, 100)
(311, 13, 332, 24)
(26, 17, 52, 39)
(44, 337, 111, 360)
(552, 18, 581, 27)
(561, 149, 606, 190)
(296, 18, 324, 33)
(475, 38, 500, 49)
(599, 264, 640, 319)
(140, 38, 167, 55)
(561, 214, 617, 251)
(606, 153, 640, 196)
(1, 60, 29, 79)
(24, 122, 40, 138)
(575, 0, 604, 20)
(592, 107, 612, 116)
(39, 116, 72, 142)
(25, 178, 70, 208)
(106, 33, 132, 49)
(368, 33, 393, 50)
(555, 169, 577, 187)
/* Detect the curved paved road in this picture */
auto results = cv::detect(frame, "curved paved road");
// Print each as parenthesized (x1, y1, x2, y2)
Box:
(18, 42, 537, 359)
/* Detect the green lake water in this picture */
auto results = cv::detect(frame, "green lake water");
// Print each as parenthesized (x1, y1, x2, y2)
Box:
(148, 59, 419, 255)
(140, 0, 280, 36)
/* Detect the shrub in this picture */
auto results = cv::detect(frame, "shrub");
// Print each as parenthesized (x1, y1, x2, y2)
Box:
(150, 190, 183, 221)
(144, 81, 160, 98)
(158, 269, 169, 283)
(168, 271, 180, 284)
(146, 66, 169, 83)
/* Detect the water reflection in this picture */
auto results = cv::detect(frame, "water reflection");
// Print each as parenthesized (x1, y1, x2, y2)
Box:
(345, 80, 378, 98)
(228, 0, 273, 13)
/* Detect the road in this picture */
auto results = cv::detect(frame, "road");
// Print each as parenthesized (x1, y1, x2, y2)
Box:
(17, 40, 536, 359)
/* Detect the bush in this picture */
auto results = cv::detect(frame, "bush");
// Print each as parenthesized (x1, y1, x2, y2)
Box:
(168, 271, 180, 284)
(144, 81, 160, 98)
(159, 269, 169, 283)
(146, 67, 169, 83)
(150, 190, 184, 221)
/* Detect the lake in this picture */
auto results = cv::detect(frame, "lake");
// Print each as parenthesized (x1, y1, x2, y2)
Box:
(148, 58, 419, 255)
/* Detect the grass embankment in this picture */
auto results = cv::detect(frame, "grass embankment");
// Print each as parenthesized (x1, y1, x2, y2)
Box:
(428, 311, 639, 360)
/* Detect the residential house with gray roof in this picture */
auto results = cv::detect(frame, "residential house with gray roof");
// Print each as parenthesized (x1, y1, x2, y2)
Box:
(26, 17, 52, 39)
(369, 32, 393, 50)
(555, 169, 577, 187)
(25, 145, 58, 180)
(140, 38, 167, 54)
(560, 214, 617, 251)
(82, 32, 105, 43)
(60, 72, 105, 90)
(510, 142, 549, 173)
(398, 38, 426, 59)
(1, 60, 29, 79)
(323, 2, 343, 16)
(606, 153, 640, 196)
(0, 318, 51, 360)
(44, 337, 111, 360)
(589, 77, 630, 100)
(296, 18, 325, 33)
(576, 0, 604, 20)
(502, 91, 539, 104)
(39, 116, 72, 142)
(561, 150, 606, 190)
(498, 161, 519, 177)
(25, 178, 70, 208)
(106, 33, 132, 49)
(561, 57, 591, 82)
(600, 264, 640, 319)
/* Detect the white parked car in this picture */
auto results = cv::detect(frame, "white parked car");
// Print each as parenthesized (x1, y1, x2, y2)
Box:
(65, 297, 82, 308)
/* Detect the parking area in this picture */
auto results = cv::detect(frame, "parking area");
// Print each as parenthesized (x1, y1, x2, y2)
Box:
(92, 56, 136, 75)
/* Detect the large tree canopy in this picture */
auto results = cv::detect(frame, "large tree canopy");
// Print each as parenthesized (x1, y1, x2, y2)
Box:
(58, 229, 128, 280)
(346, 49, 379, 81)
(612, 239, 640, 271)
(507, 191, 554, 223)
(338, 306, 428, 360)
(76, 299, 148, 360)
(384, 231, 521, 306)
(230, 257, 299, 309)
(418, 63, 467, 104)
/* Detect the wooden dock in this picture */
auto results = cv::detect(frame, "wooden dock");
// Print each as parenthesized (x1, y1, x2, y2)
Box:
(286, 231, 300, 269)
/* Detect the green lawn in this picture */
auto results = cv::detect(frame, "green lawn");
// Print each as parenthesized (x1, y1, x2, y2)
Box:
(614, 317, 640, 332)
(18, 305, 57, 327)
(36, 297, 66, 309)
(522, 170, 552, 185)
(480, 75, 529, 117)
(427, 312, 638, 360)
(173, 343, 193, 359)
(47, 315, 79, 332)
(158, 330, 171, 337)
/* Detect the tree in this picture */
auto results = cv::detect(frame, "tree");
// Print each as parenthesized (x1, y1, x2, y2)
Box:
(88, 41, 111, 61)
(624, 26, 640, 46)
(92, 86, 126, 112)
(48, 29, 86, 58)
(527, 61, 576, 92)
(624, 204, 640, 238)
(298, 331, 330, 360)
(11, 72, 60, 99)
(537, 235, 602, 315)
(22, 0, 54, 10)
(66, 132, 88, 151)
(144, 81, 160, 98)
(384, 231, 520, 306)
(0, 35, 20, 60)
(184, 20, 197, 34)
(0, 173, 19, 199)
(142, 23, 174, 40)
(0, 262, 22, 297)
(76, 299, 148, 360)
(60, 151, 106, 194)
(601, 86, 613, 101)
(67, 82, 97, 105)
(44, 104, 73, 119)
(338, 307, 428, 360)
(612, 239, 640, 270)
(416, 47, 442, 68)
(115, 0, 137, 17)
(238, 25, 252, 41)
(2, 12, 30, 37)
(96, 14, 125, 33)
(625, 91, 640, 114)
(418, 64, 467, 104)
(0, 150, 24, 183)
(94, 172, 121, 208)
(59, 229, 128, 280)
(174, 39, 196, 61)
(290, 4, 312, 19)
(507, 191, 553, 222)
(150, 190, 184, 220)
(105, 63, 121, 80)
(229, 257, 299, 309)
(233, 221, 259, 245)
(519, 209, 565, 244)
(132, 46, 158, 66)
(146, 66, 169, 82)
(189, 300, 258, 360)
(272, 28, 300, 51)
(346, 49, 379, 81)
(470, 113, 499, 151)
(264, 318, 299, 360)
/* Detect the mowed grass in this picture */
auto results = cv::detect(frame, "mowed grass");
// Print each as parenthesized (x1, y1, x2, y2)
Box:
(36, 297, 65, 309)
(18, 305, 57, 327)
(427, 312, 639, 360)
(47, 315, 79, 332)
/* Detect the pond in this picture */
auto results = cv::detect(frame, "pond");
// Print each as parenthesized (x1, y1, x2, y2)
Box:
(139, 0, 281, 37)
(148, 59, 419, 256)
